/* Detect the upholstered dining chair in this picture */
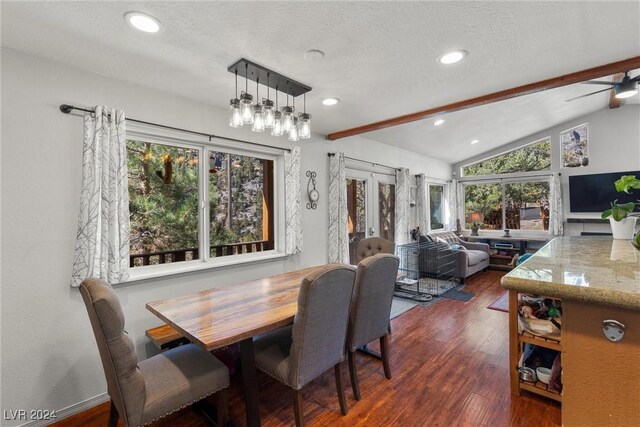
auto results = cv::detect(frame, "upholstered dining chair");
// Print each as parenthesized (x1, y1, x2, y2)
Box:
(79, 278, 230, 427)
(355, 237, 395, 264)
(253, 264, 356, 427)
(346, 253, 400, 400)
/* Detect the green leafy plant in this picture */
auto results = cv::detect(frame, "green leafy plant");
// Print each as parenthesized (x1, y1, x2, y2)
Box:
(601, 175, 640, 221)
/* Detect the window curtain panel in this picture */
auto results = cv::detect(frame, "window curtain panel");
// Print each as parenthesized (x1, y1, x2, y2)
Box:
(284, 146, 303, 254)
(328, 153, 349, 264)
(395, 168, 411, 245)
(71, 106, 130, 287)
(415, 174, 429, 234)
(549, 174, 564, 236)
(447, 179, 459, 232)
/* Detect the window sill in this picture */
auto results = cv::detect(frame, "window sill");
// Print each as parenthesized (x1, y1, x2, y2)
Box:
(119, 251, 289, 285)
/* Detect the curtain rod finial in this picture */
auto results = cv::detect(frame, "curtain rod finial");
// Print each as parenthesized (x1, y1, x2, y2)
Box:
(60, 104, 73, 114)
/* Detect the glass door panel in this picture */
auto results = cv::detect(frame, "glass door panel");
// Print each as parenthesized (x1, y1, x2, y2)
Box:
(347, 178, 368, 264)
(378, 182, 395, 242)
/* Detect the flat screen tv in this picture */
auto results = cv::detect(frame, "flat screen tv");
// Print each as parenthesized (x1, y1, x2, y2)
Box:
(569, 171, 640, 213)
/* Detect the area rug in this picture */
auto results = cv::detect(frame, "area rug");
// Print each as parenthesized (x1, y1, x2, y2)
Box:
(441, 285, 474, 301)
(487, 291, 509, 312)
(390, 297, 418, 319)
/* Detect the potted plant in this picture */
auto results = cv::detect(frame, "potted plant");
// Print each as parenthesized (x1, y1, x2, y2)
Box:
(601, 175, 640, 240)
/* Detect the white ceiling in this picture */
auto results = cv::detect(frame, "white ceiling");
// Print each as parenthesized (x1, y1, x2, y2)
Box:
(2, 1, 639, 163)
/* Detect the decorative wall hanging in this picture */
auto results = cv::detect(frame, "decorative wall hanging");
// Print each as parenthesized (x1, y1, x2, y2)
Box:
(561, 122, 589, 168)
(306, 170, 318, 209)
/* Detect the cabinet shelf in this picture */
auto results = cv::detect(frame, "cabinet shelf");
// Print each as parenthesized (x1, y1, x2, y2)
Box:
(509, 290, 562, 403)
(520, 381, 562, 402)
(520, 331, 561, 351)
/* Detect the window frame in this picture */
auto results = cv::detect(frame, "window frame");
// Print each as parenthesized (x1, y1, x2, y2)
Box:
(125, 126, 285, 283)
(462, 176, 552, 236)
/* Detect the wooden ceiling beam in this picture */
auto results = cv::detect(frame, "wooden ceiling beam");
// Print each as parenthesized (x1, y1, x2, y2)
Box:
(326, 56, 640, 141)
(609, 73, 625, 109)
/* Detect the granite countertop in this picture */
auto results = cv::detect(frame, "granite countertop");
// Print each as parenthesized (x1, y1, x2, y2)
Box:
(501, 236, 640, 311)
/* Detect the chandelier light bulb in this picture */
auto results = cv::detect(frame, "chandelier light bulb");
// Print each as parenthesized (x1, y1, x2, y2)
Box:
(271, 110, 284, 136)
(263, 99, 275, 128)
(281, 106, 294, 133)
(299, 113, 311, 139)
(288, 117, 300, 141)
(252, 104, 265, 132)
(229, 98, 243, 128)
(240, 92, 254, 124)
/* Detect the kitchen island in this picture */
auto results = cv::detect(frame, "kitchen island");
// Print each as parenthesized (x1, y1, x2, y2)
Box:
(501, 236, 640, 427)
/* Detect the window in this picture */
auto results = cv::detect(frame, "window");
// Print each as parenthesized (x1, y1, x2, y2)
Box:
(429, 184, 444, 230)
(464, 180, 550, 231)
(463, 137, 551, 177)
(127, 138, 275, 268)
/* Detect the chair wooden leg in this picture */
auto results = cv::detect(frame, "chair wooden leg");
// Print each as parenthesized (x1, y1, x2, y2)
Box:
(108, 400, 119, 427)
(348, 351, 361, 401)
(215, 389, 229, 427)
(293, 389, 304, 427)
(380, 334, 392, 379)
(334, 363, 348, 415)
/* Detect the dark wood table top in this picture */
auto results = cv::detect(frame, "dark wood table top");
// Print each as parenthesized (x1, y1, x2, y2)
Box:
(146, 266, 319, 351)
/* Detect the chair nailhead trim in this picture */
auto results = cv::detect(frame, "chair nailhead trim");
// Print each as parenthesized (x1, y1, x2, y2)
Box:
(140, 385, 228, 426)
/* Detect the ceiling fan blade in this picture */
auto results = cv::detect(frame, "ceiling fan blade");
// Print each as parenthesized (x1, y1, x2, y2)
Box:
(566, 88, 613, 102)
(582, 80, 615, 85)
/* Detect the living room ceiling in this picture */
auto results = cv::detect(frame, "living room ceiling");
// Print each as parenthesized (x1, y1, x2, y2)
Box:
(2, 1, 639, 164)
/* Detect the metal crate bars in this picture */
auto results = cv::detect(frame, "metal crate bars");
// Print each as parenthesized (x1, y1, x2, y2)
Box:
(395, 241, 459, 301)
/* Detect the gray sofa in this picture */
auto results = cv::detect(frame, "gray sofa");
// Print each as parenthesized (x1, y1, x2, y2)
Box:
(422, 231, 490, 283)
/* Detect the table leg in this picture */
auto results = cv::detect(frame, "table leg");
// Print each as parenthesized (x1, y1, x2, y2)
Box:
(239, 338, 261, 427)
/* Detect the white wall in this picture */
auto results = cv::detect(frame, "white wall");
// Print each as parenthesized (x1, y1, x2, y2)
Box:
(0, 48, 450, 425)
(452, 105, 640, 236)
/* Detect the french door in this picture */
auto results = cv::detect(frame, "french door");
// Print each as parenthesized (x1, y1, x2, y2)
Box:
(346, 169, 395, 264)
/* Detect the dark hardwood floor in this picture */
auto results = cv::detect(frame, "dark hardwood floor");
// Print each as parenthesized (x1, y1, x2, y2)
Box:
(51, 270, 561, 427)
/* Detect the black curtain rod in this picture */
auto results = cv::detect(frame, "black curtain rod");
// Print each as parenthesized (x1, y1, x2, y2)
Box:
(59, 104, 291, 152)
(327, 152, 401, 171)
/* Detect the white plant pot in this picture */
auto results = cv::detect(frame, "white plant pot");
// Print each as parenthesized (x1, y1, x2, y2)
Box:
(610, 217, 638, 240)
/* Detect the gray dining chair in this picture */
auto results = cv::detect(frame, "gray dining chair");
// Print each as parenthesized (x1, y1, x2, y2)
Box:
(253, 264, 357, 427)
(355, 236, 395, 264)
(347, 253, 400, 400)
(79, 278, 230, 427)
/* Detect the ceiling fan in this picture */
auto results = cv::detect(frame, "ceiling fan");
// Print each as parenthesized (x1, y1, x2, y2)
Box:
(566, 71, 639, 102)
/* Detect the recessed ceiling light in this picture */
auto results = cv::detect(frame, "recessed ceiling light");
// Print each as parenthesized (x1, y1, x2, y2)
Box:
(322, 97, 340, 106)
(470, 139, 480, 144)
(434, 119, 445, 126)
(125, 12, 161, 33)
(438, 50, 467, 65)
(304, 49, 325, 61)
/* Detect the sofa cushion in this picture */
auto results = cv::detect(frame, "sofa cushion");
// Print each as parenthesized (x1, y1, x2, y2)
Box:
(428, 231, 459, 244)
(467, 250, 489, 266)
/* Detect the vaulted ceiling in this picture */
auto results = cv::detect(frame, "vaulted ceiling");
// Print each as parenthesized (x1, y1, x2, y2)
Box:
(2, 1, 639, 163)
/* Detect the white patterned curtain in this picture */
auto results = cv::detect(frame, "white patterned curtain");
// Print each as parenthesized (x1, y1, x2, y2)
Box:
(328, 153, 349, 264)
(549, 174, 564, 236)
(415, 174, 429, 234)
(447, 179, 458, 232)
(395, 168, 411, 245)
(71, 106, 129, 287)
(284, 146, 303, 254)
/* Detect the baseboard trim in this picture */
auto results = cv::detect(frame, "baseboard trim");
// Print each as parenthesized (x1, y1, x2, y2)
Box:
(19, 393, 109, 427)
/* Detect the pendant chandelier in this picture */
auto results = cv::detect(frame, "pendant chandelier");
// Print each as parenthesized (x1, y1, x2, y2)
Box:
(228, 58, 312, 140)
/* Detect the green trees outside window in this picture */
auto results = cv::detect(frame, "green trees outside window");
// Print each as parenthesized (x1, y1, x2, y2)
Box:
(462, 138, 551, 231)
(127, 139, 272, 267)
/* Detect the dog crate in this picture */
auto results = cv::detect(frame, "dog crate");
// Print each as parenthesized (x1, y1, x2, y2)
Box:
(395, 241, 459, 301)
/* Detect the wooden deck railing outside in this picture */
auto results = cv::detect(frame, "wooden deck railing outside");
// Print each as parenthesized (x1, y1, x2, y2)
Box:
(130, 240, 273, 267)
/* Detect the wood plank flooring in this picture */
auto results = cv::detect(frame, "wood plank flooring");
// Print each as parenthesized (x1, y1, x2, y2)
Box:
(51, 270, 561, 427)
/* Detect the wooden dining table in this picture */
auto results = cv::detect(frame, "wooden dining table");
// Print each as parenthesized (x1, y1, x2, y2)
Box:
(146, 266, 320, 427)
